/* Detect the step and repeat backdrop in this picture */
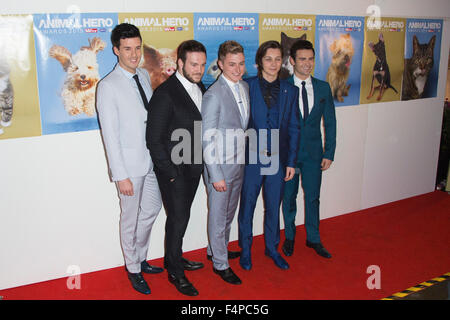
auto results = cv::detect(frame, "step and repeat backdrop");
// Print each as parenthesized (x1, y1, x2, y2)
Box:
(0, 13, 443, 139)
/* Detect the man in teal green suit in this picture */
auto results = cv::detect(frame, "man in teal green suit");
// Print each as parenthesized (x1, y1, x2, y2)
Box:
(282, 39, 336, 259)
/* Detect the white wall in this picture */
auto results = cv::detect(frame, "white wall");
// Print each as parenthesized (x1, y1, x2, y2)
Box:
(1, 0, 449, 290)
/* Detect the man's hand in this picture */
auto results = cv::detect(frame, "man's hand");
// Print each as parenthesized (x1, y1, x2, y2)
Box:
(118, 178, 134, 196)
(321, 159, 333, 171)
(213, 179, 227, 192)
(284, 167, 296, 181)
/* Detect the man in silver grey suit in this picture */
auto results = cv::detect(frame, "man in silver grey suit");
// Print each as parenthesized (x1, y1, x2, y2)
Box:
(202, 41, 249, 285)
(96, 23, 163, 295)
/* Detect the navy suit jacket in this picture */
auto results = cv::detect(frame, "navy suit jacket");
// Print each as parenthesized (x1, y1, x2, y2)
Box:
(245, 76, 301, 168)
(288, 76, 336, 163)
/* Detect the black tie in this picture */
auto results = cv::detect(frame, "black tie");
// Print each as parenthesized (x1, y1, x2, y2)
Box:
(133, 74, 149, 111)
(301, 81, 309, 121)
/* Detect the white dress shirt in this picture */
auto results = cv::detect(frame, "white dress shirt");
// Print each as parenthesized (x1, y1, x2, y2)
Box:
(118, 65, 152, 109)
(294, 74, 314, 118)
(176, 71, 202, 111)
(221, 74, 248, 122)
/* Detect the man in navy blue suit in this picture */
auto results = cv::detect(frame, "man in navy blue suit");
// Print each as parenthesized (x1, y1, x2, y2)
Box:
(282, 39, 336, 259)
(238, 40, 301, 271)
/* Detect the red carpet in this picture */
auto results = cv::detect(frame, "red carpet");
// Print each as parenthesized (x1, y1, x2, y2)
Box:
(1, 191, 449, 300)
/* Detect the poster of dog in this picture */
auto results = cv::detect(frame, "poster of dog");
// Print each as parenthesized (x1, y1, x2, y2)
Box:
(401, 18, 442, 101)
(259, 14, 316, 80)
(0, 15, 41, 140)
(119, 13, 194, 90)
(34, 13, 117, 135)
(360, 17, 405, 104)
(194, 12, 259, 87)
(314, 15, 364, 107)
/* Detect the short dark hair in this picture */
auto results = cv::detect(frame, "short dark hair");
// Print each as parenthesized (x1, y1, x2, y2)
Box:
(176, 40, 207, 64)
(255, 40, 282, 78)
(111, 23, 142, 49)
(290, 39, 315, 60)
(218, 40, 244, 62)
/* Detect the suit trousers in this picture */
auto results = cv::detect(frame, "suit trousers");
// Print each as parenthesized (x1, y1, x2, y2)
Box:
(282, 158, 322, 243)
(206, 173, 243, 271)
(118, 168, 162, 273)
(238, 163, 286, 257)
(156, 172, 201, 277)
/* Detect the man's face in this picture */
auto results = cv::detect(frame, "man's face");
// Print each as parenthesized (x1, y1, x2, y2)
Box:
(178, 51, 207, 83)
(113, 37, 142, 74)
(218, 52, 246, 83)
(261, 48, 282, 81)
(290, 49, 315, 80)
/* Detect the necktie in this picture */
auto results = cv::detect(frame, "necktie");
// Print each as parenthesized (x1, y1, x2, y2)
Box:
(132, 74, 149, 111)
(301, 81, 309, 121)
(234, 83, 247, 125)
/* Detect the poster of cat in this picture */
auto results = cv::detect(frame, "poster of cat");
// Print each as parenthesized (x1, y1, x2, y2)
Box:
(360, 17, 406, 104)
(34, 13, 117, 135)
(314, 15, 364, 107)
(194, 12, 259, 87)
(401, 18, 442, 101)
(119, 13, 194, 90)
(0, 15, 41, 140)
(259, 14, 316, 80)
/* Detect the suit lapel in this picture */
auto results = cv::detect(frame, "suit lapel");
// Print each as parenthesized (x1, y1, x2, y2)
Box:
(170, 74, 202, 119)
(278, 80, 288, 127)
(308, 76, 321, 121)
(219, 77, 242, 127)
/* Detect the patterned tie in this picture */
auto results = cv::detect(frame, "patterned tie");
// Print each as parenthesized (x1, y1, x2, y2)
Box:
(301, 81, 309, 121)
(234, 83, 247, 126)
(133, 74, 149, 111)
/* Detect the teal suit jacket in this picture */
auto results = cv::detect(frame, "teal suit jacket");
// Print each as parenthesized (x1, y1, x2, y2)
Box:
(288, 76, 336, 163)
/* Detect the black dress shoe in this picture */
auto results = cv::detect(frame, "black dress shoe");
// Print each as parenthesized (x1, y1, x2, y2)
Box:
(141, 260, 164, 274)
(207, 251, 241, 261)
(282, 239, 295, 257)
(213, 267, 242, 285)
(127, 272, 151, 295)
(168, 274, 199, 296)
(306, 241, 332, 259)
(182, 257, 204, 271)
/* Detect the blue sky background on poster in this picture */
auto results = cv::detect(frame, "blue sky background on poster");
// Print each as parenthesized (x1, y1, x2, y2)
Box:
(34, 13, 118, 135)
(314, 15, 365, 107)
(404, 18, 442, 98)
(194, 13, 259, 87)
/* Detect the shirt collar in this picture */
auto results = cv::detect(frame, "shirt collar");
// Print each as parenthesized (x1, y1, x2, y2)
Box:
(117, 64, 136, 80)
(221, 74, 240, 88)
(294, 74, 312, 87)
(176, 70, 197, 92)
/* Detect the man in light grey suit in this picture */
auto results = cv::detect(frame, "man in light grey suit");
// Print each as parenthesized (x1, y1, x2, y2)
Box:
(96, 23, 162, 295)
(202, 41, 249, 285)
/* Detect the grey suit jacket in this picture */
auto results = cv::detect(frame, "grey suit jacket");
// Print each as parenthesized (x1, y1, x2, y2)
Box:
(202, 75, 249, 184)
(97, 64, 153, 181)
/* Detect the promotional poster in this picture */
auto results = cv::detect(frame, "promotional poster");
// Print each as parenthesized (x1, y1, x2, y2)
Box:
(360, 17, 406, 104)
(259, 14, 316, 80)
(193, 12, 259, 87)
(119, 13, 194, 90)
(34, 13, 118, 135)
(0, 15, 41, 140)
(314, 15, 365, 107)
(401, 18, 442, 100)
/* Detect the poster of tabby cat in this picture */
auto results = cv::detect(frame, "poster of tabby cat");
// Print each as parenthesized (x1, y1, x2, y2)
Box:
(0, 15, 41, 140)
(360, 17, 406, 104)
(401, 18, 442, 101)
(259, 14, 316, 80)
(119, 13, 193, 90)
(314, 15, 365, 107)
(194, 12, 259, 87)
(34, 13, 118, 135)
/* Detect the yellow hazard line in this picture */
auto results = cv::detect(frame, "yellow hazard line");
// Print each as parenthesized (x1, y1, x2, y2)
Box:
(382, 272, 450, 300)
